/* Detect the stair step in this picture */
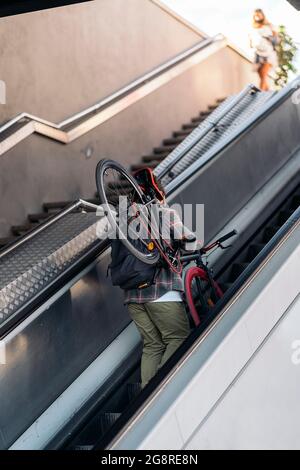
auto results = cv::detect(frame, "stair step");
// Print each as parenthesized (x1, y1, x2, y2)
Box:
(229, 262, 249, 282)
(263, 225, 280, 243)
(246, 243, 265, 262)
(182, 123, 198, 130)
(208, 104, 218, 111)
(162, 137, 183, 146)
(28, 212, 52, 223)
(127, 382, 141, 402)
(106, 181, 132, 191)
(191, 117, 204, 124)
(153, 146, 175, 155)
(131, 162, 157, 171)
(216, 97, 227, 103)
(43, 201, 71, 212)
(199, 110, 210, 117)
(99, 412, 121, 436)
(142, 154, 165, 163)
(11, 224, 35, 236)
(173, 130, 191, 138)
(0, 237, 16, 248)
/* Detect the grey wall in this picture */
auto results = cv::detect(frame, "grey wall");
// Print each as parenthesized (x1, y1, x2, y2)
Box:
(0, 0, 258, 237)
(0, 0, 201, 122)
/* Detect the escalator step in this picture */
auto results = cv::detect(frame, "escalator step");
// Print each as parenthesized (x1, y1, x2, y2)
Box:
(99, 412, 121, 436)
(246, 243, 265, 262)
(263, 225, 280, 243)
(229, 262, 249, 282)
(74, 445, 94, 451)
(208, 104, 218, 111)
(277, 209, 294, 226)
(219, 282, 232, 293)
(127, 383, 142, 402)
(216, 97, 227, 103)
(290, 194, 300, 210)
(153, 146, 176, 155)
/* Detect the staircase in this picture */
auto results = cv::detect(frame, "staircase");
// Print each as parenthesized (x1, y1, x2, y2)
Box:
(0, 98, 225, 252)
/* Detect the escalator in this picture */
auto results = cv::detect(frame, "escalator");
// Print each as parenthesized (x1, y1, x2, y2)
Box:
(53, 177, 300, 450)
(4, 77, 300, 450)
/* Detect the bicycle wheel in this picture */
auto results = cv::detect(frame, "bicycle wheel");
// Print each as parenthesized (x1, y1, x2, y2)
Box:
(96, 159, 160, 265)
(184, 267, 223, 326)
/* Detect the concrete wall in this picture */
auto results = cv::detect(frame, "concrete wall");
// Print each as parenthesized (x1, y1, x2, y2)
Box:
(0, 0, 258, 237)
(0, 0, 201, 123)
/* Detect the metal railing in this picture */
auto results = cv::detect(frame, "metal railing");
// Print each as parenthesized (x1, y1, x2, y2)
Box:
(156, 84, 260, 179)
(0, 35, 227, 157)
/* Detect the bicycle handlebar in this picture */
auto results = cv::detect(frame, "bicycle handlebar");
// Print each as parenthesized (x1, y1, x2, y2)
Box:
(217, 229, 238, 244)
(180, 229, 237, 263)
(180, 253, 200, 263)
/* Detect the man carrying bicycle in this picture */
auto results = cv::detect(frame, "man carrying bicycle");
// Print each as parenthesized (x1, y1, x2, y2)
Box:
(123, 168, 197, 388)
(97, 160, 234, 389)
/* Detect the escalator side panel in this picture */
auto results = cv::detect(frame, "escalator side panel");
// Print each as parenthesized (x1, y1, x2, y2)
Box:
(111, 218, 300, 449)
(0, 254, 129, 449)
(169, 96, 300, 242)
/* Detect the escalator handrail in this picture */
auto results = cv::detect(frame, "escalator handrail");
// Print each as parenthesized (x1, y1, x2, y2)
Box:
(157, 83, 260, 179)
(0, 199, 92, 260)
(164, 76, 300, 194)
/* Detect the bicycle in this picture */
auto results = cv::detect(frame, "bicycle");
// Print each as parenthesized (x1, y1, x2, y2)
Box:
(180, 230, 237, 326)
(96, 159, 237, 326)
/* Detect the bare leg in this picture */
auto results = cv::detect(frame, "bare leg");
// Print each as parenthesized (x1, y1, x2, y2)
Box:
(258, 63, 272, 91)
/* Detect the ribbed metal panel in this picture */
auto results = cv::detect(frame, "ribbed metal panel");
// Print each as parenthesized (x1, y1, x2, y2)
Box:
(155, 90, 274, 186)
(0, 211, 100, 325)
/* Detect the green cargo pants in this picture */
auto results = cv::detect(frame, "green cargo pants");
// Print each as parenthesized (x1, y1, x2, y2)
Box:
(128, 302, 191, 388)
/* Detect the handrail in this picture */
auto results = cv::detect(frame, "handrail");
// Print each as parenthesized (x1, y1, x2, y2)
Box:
(156, 83, 260, 179)
(165, 76, 300, 195)
(0, 35, 227, 157)
(0, 199, 95, 260)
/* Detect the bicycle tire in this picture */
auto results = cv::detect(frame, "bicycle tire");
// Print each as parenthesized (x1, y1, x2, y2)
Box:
(184, 266, 223, 326)
(96, 159, 160, 265)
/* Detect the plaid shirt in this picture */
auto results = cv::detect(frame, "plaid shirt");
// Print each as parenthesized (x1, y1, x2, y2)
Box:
(124, 204, 197, 304)
(124, 266, 184, 304)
